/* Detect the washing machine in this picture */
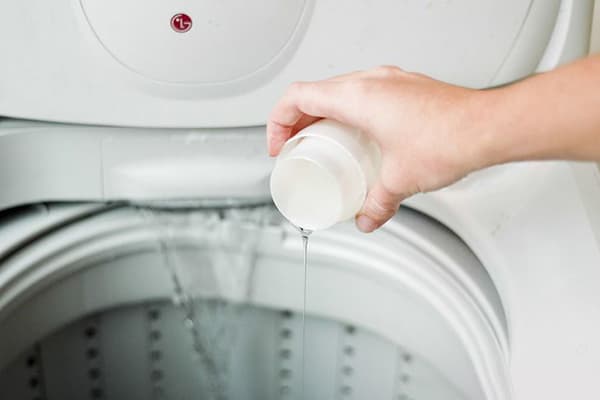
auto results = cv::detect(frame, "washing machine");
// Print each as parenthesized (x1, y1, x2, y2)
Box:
(1, 1, 600, 399)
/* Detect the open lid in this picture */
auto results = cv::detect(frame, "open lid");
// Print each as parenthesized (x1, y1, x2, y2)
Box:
(0, 0, 592, 127)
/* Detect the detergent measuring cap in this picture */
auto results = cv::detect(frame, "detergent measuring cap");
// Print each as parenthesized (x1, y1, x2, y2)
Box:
(270, 119, 382, 231)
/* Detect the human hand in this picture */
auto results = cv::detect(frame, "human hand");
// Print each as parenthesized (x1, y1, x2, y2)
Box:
(267, 66, 491, 232)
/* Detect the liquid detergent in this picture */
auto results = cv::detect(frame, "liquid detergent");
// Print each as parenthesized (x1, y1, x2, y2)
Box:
(298, 227, 311, 400)
(271, 119, 381, 398)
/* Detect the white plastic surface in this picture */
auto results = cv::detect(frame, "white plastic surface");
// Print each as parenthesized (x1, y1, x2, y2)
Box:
(80, 0, 307, 83)
(270, 120, 380, 230)
(536, 0, 593, 72)
(0, 1, 597, 398)
(0, 120, 273, 210)
(403, 161, 600, 400)
(0, 0, 573, 127)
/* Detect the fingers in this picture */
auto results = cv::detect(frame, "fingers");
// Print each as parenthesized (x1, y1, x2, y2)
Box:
(355, 180, 407, 233)
(328, 66, 406, 82)
(266, 66, 409, 156)
(267, 80, 358, 156)
(291, 114, 322, 136)
(267, 81, 336, 156)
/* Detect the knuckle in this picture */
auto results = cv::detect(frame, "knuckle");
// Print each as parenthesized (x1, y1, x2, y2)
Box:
(346, 79, 371, 97)
(375, 65, 404, 77)
(363, 196, 398, 220)
(409, 71, 430, 80)
(288, 81, 305, 93)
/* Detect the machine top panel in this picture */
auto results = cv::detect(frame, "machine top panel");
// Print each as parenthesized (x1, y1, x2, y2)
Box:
(0, 0, 587, 127)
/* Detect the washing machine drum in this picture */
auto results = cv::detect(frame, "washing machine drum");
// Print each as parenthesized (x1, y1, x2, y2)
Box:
(0, 203, 510, 400)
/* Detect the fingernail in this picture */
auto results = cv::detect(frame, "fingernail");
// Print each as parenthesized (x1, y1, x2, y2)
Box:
(356, 215, 377, 233)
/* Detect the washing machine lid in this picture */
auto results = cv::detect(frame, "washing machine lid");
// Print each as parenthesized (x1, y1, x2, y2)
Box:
(0, 0, 593, 127)
(0, 119, 273, 212)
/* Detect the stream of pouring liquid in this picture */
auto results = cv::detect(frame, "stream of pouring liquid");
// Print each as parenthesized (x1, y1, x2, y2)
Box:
(298, 227, 311, 400)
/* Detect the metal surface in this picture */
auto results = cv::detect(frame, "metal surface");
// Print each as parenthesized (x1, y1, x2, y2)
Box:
(0, 300, 462, 400)
(0, 204, 508, 399)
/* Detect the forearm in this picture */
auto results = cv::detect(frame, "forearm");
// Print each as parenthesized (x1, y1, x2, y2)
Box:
(474, 55, 600, 168)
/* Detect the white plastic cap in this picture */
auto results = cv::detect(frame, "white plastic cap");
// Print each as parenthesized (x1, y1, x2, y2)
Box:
(270, 120, 380, 231)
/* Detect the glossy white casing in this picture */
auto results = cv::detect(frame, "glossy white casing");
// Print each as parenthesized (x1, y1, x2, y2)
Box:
(0, 0, 586, 127)
(0, 1, 598, 399)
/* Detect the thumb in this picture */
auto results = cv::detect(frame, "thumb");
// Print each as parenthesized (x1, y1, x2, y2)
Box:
(355, 180, 405, 233)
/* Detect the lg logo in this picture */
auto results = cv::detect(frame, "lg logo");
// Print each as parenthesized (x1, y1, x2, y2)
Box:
(171, 13, 192, 33)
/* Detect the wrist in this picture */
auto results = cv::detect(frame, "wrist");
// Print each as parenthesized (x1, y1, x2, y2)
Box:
(465, 85, 526, 170)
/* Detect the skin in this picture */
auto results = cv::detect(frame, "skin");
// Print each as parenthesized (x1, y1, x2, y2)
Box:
(266, 55, 600, 233)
